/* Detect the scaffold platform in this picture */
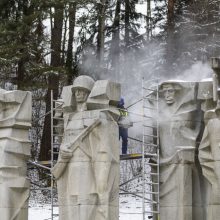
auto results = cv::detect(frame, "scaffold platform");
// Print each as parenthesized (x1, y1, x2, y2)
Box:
(120, 153, 152, 160)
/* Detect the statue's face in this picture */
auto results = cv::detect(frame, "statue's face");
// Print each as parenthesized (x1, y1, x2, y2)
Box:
(75, 88, 89, 103)
(163, 84, 175, 105)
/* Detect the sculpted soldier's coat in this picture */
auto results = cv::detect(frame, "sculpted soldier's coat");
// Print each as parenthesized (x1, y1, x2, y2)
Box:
(52, 76, 121, 220)
(198, 65, 220, 220)
(199, 108, 220, 220)
(157, 81, 203, 220)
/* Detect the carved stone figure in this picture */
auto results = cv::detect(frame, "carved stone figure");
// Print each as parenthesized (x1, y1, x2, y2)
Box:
(199, 58, 220, 220)
(199, 107, 220, 220)
(158, 81, 203, 220)
(52, 76, 121, 220)
(0, 89, 32, 220)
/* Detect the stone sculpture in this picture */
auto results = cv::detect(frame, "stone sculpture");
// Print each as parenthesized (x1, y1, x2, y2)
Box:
(158, 80, 203, 220)
(199, 107, 220, 220)
(52, 75, 121, 220)
(0, 88, 32, 220)
(199, 58, 220, 220)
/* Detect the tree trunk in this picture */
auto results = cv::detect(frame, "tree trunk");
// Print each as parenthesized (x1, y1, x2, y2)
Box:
(35, 16, 44, 63)
(97, 0, 106, 63)
(146, 0, 151, 39)
(124, 0, 130, 50)
(17, 0, 29, 90)
(110, 0, 121, 80)
(66, 2, 76, 84)
(39, 4, 63, 161)
(61, 6, 68, 65)
(165, 0, 176, 77)
(167, 0, 175, 25)
(17, 59, 25, 89)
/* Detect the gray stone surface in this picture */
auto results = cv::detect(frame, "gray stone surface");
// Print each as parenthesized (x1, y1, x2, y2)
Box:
(52, 76, 120, 220)
(199, 60, 220, 220)
(158, 80, 204, 220)
(0, 89, 32, 220)
(199, 109, 220, 220)
(198, 79, 215, 111)
(87, 80, 121, 110)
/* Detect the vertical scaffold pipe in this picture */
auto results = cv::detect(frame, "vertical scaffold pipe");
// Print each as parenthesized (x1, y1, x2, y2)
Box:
(142, 78, 146, 220)
(51, 90, 54, 220)
(156, 82, 160, 220)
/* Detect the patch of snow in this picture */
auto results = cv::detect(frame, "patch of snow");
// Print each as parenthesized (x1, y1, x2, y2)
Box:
(29, 204, 58, 220)
(29, 196, 150, 220)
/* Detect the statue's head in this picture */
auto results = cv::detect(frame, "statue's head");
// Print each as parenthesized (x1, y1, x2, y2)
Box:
(160, 81, 184, 105)
(72, 75, 95, 104)
(162, 83, 176, 105)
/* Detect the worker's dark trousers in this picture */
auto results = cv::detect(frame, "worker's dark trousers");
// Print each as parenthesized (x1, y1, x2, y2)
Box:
(119, 127, 128, 154)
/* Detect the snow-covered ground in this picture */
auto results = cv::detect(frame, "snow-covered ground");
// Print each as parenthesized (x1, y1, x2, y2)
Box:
(29, 138, 153, 220)
(29, 204, 58, 220)
(29, 195, 149, 220)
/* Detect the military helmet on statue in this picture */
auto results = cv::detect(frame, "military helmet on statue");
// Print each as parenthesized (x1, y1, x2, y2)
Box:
(72, 75, 95, 92)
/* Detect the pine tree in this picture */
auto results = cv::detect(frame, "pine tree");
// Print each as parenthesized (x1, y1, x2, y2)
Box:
(39, 1, 64, 161)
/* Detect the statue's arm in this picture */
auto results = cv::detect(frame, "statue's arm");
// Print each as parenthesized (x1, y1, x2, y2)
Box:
(51, 119, 101, 179)
(60, 119, 101, 155)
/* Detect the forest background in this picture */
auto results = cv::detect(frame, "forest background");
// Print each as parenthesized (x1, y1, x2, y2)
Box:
(0, 0, 219, 161)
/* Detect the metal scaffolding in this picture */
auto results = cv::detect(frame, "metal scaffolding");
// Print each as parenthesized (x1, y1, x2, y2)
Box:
(142, 78, 160, 219)
(119, 78, 160, 220)
(28, 90, 63, 220)
(50, 90, 64, 220)
(29, 80, 160, 220)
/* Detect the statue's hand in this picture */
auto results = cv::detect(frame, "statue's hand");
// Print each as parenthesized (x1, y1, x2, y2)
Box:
(60, 150, 72, 159)
(60, 143, 73, 159)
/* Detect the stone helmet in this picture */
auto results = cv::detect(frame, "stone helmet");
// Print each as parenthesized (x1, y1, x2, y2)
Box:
(160, 81, 183, 92)
(72, 75, 95, 92)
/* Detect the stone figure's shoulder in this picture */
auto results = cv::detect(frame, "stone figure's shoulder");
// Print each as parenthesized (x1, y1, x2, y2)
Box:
(60, 85, 75, 113)
(87, 80, 120, 110)
(68, 109, 119, 123)
(0, 86, 31, 125)
(66, 110, 104, 121)
(82, 109, 119, 121)
(204, 109, 217, 122)
(1, 90, 31, 104)
(61, 78, 121, 122)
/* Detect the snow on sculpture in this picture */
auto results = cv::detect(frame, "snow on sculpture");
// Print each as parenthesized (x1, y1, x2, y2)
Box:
(158, 81, 203, 220)
(0, 88, 32, 220)
(199, 57, 220, 220)
(52, 75, 121, 220)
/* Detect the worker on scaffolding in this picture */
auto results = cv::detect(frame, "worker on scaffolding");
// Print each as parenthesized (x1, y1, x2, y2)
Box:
(118, 98, 132, 154)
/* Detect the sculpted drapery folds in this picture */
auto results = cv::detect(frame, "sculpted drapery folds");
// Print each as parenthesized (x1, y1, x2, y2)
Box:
(198, 59, 220, 220)
(199, 109, 220, 220)
(0, 88, 32, 220)
(198, 79, 220, 219)
(157, 81, 203, 220)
